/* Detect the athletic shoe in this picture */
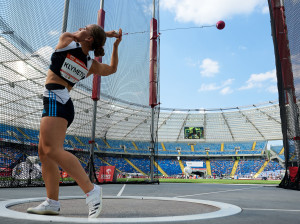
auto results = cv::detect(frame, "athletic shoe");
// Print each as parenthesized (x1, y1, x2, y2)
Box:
(27, 198, 60, 215)
(86, 185, 102, 218)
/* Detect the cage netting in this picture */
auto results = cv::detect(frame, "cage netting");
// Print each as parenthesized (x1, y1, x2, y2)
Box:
(0, 0, 160, 187)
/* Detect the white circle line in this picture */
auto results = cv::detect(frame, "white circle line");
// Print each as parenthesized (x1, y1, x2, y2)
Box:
(0, 196, 242, 223)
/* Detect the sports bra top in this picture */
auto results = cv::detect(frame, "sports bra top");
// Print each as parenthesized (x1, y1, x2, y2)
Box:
(49, 41, 93, 87)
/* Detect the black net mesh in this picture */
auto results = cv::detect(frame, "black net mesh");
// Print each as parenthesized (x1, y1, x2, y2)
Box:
(0, 0, 160, 187)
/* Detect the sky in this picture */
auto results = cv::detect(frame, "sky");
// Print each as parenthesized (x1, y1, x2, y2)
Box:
(158, 0, 277, 110)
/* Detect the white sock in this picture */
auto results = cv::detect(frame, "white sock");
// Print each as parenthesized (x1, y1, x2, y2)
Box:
(86, 184, 99, 196)
(47, 198, 60, 206)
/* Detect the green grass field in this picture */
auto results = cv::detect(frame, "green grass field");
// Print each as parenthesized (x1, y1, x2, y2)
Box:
(0, 177, 280, 185)
(118, 178, 281, 185)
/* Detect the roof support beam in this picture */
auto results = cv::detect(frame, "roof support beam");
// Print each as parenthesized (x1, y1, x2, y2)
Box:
(158, 109, 175, 130)
(238, 109, 265, 140)
(253, 105, 281, 124)
(221, 110, 235, 141)
(177, 111, 190, 141)
(123, 114, 152, 139)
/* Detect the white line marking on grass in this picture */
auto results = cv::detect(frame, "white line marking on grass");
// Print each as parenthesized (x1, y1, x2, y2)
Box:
(175, 186, 261, 198)
(117, 184, 126, 197)
(243, 208, 300, 212)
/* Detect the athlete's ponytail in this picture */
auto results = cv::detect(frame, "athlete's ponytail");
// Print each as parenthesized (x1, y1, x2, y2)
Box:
(90, 24, 106, 57)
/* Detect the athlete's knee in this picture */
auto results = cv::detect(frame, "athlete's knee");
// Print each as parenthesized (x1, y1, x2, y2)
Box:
(38, 146, 51, 163)
(38, 140, 57, 158)
(38, 143, 46, 157)
(41, 147, 58, 160)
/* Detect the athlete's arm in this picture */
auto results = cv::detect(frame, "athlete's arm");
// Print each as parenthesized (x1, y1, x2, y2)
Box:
(55, 28, 92, 49)
(54, 32, 77, 50)
(88, 29, 122, 77)
(105, 30, 120, 38)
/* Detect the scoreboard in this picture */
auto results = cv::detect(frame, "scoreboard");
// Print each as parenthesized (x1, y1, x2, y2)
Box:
(184, 127, 204, 139)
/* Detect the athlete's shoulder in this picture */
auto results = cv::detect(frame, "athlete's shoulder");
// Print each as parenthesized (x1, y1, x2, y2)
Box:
(56, 33, 77, 50)
(55, 41, 79, 53)
(59, 32, 76, 41)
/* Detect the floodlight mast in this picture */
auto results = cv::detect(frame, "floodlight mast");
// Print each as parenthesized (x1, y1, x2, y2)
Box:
(149, 0, 158, 183)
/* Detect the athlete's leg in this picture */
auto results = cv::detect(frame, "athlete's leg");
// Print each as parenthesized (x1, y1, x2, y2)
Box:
(38, 136, 60, 201)
(39, 116, 94, 195)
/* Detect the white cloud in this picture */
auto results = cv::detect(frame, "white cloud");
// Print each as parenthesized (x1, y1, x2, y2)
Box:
(143, 3, 152, 15)
(137, 0, 152, 15)
(262, 6, 269, 14)
(239, 69, 277, 92)
(185, 57, 199, 67)
(220, 86, 233, 95)
(198, 78, 234, 95)
(160, 0, 266, 25)
(198, 83, 219, 91)
(200, 58, 219, 77)
(222, 78, 234, 86)
(185, 58, 220, 77)
(267, 85, 278, 93)
(238, 45, 247, 50)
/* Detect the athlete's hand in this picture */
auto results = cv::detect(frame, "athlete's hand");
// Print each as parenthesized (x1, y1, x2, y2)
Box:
(106, 29, 121, 38)
(113, 29, 122, 47)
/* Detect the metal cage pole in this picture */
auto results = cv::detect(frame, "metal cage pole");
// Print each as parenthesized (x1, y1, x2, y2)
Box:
(149, 0, 158, 182)
(150, 107, 155, 181)
(88, 0, 105, 183)
(61, 0, 70, 33)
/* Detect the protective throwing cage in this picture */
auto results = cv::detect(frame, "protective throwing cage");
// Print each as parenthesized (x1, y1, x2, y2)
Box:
(0, 0, 300, 189)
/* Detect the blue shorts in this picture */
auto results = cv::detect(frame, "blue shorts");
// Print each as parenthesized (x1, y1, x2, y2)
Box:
(42, 84, 74, 127)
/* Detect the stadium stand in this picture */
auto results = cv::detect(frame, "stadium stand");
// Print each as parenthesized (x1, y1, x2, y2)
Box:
(264, 160, 283, 172)
(210, 159, 234, 177)
(101, 156, 137, 173)
(271, 146, 284, 155)
(0, 123, 286, 181)
(235, 159, 266, 177)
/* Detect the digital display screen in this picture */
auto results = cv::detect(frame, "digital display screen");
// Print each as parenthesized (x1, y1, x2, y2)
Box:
(184, 127, 204, 139)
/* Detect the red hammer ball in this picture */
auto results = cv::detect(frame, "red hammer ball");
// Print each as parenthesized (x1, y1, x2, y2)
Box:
(216, 20, 225, 30)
